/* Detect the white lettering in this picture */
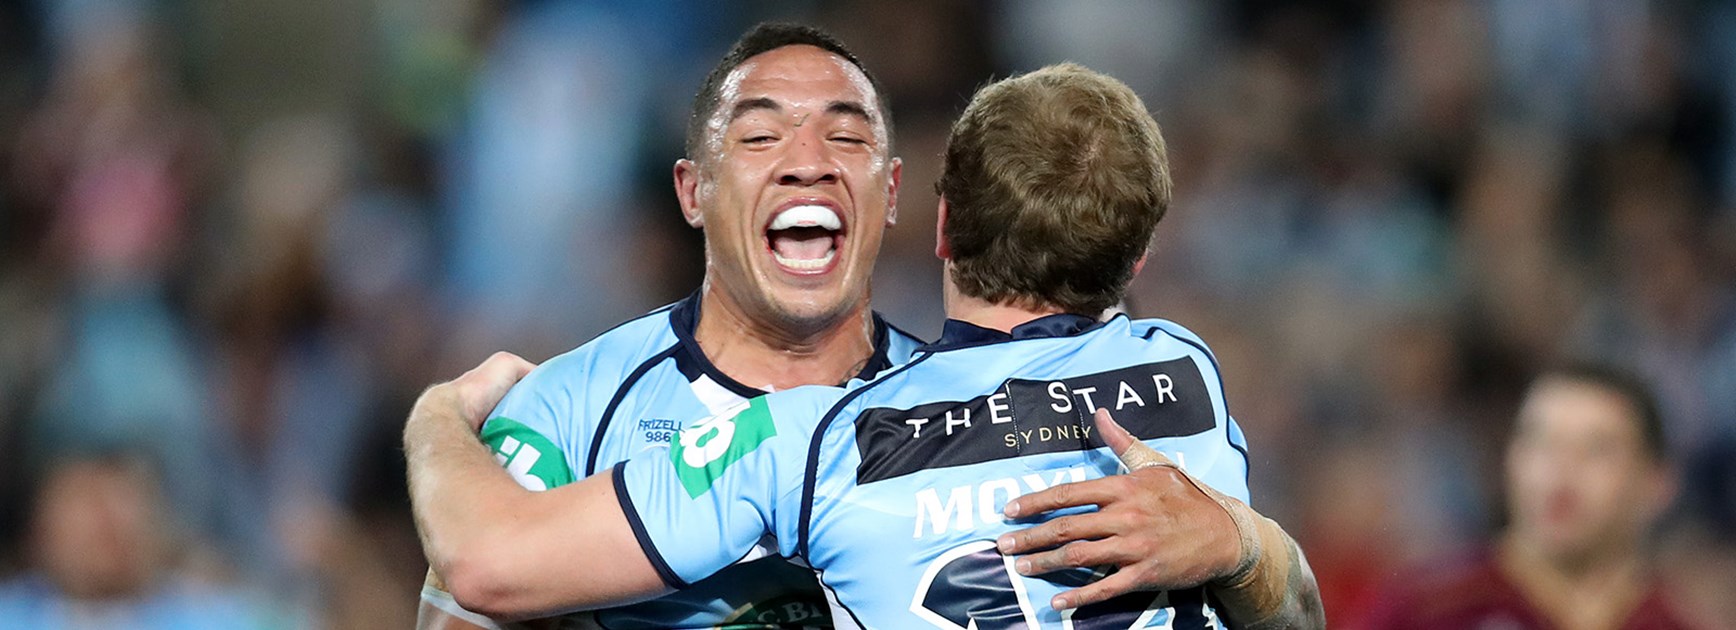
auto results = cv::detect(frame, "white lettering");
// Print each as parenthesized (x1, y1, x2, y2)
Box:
(906, 417, 929, 438)
(914, 486, 972, 537)
(943, 408, 971, 436)
(987, 392, 1013, 424)
(1049, 382, 1072, 413)
(1116, 381, 1145, 410)
(1074, 386, 1100, 413)
(914, 467, 1091, 537)
(1153, 374, 1177, 403)
(679, 414, 737, 468)
(978, 478, 1020, 525)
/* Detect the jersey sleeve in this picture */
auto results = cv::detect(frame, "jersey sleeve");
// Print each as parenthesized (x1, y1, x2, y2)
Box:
(1185, 415, 1252, 505)
(1138, 318, 1253, 504)
(476, 358, 585, 492)
(614, 387, 839, 588)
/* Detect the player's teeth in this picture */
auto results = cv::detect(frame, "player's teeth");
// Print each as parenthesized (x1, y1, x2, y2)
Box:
(773, 248, 836, 270)
(770, 205, 841, 231)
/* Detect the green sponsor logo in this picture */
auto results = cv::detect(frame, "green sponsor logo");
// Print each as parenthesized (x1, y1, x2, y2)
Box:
(671, 397, 777, 498)
(481, 418, 573, 491)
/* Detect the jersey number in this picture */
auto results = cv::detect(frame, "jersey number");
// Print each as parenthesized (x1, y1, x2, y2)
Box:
(910, 541, 1219, 629)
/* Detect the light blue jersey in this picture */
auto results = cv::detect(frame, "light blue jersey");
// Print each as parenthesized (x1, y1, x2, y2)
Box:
(426, 293, 924, 629)
(620, 314, 1251, 629)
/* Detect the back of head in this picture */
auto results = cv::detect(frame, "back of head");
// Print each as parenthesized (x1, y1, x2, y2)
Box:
(938, 63, 1171, 315)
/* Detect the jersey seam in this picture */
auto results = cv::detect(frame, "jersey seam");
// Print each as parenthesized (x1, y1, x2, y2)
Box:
(814, 567, 871, 629)
(586, 343, 683, 476)
(1149, 326, 1252, 481)
(611, 461, 691, 590)
(918, 313, 1122, 354)
(797, 352, 936, 558)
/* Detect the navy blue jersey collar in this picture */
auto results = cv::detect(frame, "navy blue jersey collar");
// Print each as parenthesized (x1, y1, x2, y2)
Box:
(667, 290, 899, 396)
(921, 312, 1107, 352)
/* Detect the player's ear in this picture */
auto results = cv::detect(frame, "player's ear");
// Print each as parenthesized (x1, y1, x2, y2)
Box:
(1132, 252, 1149, 278)
(885, 157, 902, 227)
(674, 158, 704, 228)
(934, 197, 951, 260)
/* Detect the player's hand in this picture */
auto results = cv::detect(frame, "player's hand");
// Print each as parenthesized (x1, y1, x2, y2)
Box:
(996, 408, 1243, 611)
(427, 352, 537, 433)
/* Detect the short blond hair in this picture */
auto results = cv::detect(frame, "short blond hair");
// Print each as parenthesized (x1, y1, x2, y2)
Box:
(938, 63, 1171, 314)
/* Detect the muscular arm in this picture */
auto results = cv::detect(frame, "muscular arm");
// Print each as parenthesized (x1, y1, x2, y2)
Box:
(998, 409, 1325, 629)
(404, 354, 670, 620)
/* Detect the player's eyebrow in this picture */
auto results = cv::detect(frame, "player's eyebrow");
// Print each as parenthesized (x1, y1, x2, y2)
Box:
(726, 97, 781, 124)
(725, 98, 875, 127)
(824, 100, 874, 126)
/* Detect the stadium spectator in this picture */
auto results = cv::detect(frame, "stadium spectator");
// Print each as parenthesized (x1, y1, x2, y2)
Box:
(1356, 363, 1695, 629)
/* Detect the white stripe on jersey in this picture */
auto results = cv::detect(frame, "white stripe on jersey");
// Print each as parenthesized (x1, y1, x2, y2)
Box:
(689, 373, 750, 416)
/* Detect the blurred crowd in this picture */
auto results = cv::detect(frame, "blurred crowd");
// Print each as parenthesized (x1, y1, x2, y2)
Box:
(0, 0, 1732, 627)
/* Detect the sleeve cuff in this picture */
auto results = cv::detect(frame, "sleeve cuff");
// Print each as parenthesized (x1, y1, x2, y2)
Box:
(612, 460, 691, 589)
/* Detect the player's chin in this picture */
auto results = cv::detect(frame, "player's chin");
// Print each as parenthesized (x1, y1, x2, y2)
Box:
(762, 282, 861, 325)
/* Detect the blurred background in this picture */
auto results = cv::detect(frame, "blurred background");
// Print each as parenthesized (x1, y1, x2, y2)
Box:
(0, 0, 1733, 627)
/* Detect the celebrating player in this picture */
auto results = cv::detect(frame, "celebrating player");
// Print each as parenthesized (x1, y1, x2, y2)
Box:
(415, 23, 922, 629)
(408, 64, 1323, 628)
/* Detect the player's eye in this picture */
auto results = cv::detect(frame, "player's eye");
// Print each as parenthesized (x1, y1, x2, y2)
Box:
(742, 134, 778, 144)
(829, 135, 869, 146)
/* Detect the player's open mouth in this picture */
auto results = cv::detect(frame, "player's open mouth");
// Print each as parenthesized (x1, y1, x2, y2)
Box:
(765, 203, 844, 275)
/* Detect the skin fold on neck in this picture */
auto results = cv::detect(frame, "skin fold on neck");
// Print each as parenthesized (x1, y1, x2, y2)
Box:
(693, 281, 876, 392)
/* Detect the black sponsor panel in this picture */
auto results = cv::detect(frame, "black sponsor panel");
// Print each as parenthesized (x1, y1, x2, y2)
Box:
(855, 358, 1214, 484)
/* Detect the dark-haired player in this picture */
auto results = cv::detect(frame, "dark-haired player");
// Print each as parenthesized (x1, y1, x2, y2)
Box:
(416, 22, 921, 629)
(410, 64, 1323, 629)
(1358, 363, 1693, 630)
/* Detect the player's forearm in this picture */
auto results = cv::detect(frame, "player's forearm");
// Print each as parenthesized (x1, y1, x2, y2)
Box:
(1207, 500, 1325, 630)
(404, 385, 531, 613)
(404, 385, 668, 617)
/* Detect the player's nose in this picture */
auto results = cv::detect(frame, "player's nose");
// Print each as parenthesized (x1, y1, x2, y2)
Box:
(775, 135, 840, 187)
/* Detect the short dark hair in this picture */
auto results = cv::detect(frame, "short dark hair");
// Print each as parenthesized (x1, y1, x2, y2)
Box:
(1535, 360, 1668, 461)
(686, 22, 892, 161)
(938, 63, 1171, 315)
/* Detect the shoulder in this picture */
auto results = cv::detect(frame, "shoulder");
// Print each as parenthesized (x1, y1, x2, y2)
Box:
(515, 305, 682, 397)
(1127, 317, 1217, 358)
(762, 385, 852, 430)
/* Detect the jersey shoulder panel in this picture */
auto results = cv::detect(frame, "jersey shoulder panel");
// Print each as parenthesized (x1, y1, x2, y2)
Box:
(1130, 317, 1213, 353)
(479, 305, 680, 490)
(617, 384, 846, 587)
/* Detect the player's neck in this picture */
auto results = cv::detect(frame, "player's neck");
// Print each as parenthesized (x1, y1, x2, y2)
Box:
(942, 273, 1067, 334)
(693, 286, 876, 392)
(1498, 532, 1648, 630)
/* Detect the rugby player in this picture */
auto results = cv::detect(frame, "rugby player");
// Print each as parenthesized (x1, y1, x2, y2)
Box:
(409, 64, 1324, 628)
(416, 23, 922, 629)
(1357, 363, 1691, 629)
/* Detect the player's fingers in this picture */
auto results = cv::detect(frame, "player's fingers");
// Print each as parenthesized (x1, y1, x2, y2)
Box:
(1012, 538, 1126, 577)
(453, 352, 537, 426)
(477, 351, 536, 384)
(1003, 476, 1129, 518)
(1092, 408, 1176, 471)
(1052, 567, 1143, 611)
(996, 512, 1124, 555)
